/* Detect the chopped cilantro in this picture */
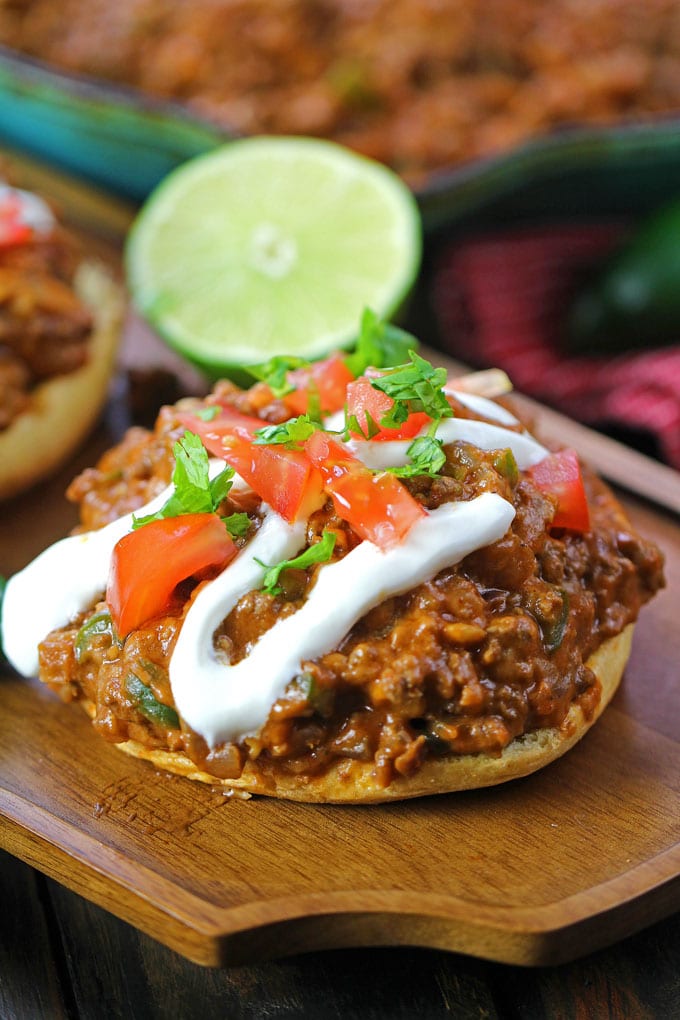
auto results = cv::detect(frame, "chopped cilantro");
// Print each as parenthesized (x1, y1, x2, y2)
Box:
(344, 410, 381, 441)
(195, 405, 220, 421)
(247, 354, 309, 397)
(256, 531, 337, 595)
(223, 512, 252, 538)
(371, 351, 452, 428)
(253, 414, 319, 447)
(388, 433, 446, 478)
(345, 307, 418, 376)
(133, 431, 234, 528)
(305, 385, 323, 425)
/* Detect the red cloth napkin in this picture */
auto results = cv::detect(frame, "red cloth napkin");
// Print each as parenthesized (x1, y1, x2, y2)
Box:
(432, 224, 680, 470)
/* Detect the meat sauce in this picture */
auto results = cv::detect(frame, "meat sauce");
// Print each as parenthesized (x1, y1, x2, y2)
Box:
(0, 207, 94, 431)
(38, 391, 665, 787)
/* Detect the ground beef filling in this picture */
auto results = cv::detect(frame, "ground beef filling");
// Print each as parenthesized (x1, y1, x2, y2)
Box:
(37, 417, 665, 787)
(0, 230, 93, 430)
(4, 1, 680, 183)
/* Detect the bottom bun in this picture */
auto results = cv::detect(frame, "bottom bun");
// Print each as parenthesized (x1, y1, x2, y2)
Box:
(104, 624, 633, 804)
(0, 261, 124, 501)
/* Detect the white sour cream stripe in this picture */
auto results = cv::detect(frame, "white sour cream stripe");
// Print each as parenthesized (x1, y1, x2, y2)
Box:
(2, 459, 245, 676)
(0, 184, 56, 236)
(446, 389, 519, 426)
(171, 493, 515, 746)
(348, 416, 548, 471)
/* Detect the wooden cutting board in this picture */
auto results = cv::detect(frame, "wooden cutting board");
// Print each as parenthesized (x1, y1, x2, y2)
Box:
(0, 158, 678, 968)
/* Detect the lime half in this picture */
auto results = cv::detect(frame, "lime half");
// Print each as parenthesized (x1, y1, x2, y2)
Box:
(126, 137, 422, 376)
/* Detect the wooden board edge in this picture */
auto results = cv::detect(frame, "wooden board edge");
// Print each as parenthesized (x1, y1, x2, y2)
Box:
(205, 873, 680, 968)
(2, 787, 678, 968)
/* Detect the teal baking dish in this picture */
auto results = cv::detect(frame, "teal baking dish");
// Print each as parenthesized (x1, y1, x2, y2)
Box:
(0, 46, 226, 200)
(2, 44, 680, 230)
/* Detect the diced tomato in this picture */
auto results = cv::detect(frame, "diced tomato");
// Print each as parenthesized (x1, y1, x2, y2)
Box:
(346, 375, 430, 440)
(284, 353, 355, 416)
(0, 191, 32, 247)
(528, 449, 591, 532)
(221, 431, 324, 523)
(305, 430, 425, 547)
(176, 407, 263, 459)
(107, 513, 237, 638)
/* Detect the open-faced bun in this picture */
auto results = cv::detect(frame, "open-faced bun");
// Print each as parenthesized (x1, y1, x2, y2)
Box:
(0, 261, 124, 501)
(102, 625, 632, 804)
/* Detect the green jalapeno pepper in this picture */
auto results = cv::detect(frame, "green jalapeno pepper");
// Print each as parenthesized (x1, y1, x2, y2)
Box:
(125, 672, 180, 729)
(75, 611, 121, 662)
(568, 199, 680, 353)
(492, 448, 519, 486)
(541, 590, 570, 654)
(293, 672, 335, 718)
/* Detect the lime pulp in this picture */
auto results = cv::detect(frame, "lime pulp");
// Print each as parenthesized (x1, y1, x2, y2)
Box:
(126, 136, 422, 376)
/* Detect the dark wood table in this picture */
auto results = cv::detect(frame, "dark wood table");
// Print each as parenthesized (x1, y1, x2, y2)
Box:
(0, 847, 677, 1019)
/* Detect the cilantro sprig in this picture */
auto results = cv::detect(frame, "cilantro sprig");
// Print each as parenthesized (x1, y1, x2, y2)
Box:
(344, 410, 381, 441)
(248, 308, 418, 400)
(195, 405, 220, 422)
(345, 307, 418, 377)
(256, 531, 337, 595)
(133, 432, 243, 536)
(247, 354, 308, 397)
(370, 351, 452, 428)
(388, 431, 447, 479)
(222, 512, 252, 538)
(253, 414, 319, 447)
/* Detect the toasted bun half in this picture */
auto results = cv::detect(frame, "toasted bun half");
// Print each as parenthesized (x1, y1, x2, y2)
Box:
(101, 624, 633, 804)
(0, 261, 124, 501)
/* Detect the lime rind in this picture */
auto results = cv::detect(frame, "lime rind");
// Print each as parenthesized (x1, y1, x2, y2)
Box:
(126, 136, 422, 375)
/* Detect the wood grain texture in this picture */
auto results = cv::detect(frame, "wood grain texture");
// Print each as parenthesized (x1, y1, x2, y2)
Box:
(0, 852, 69, 1020)
(491, 909, 680, 1020)
(43, 868, 501, 1020)
(0, 157, 678, 969)
(1, 848, 678, 1020)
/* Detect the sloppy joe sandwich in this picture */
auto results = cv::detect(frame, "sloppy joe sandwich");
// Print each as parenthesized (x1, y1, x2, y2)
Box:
(1, 319, 664, 801)
(0, 182, 123, 500)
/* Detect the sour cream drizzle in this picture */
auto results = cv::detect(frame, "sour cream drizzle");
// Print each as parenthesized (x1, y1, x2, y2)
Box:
(2, 459, 240, 676)
(0, 184, 56, 236)
(348, 412, 548, 471)
(171, 493, 515, 746)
